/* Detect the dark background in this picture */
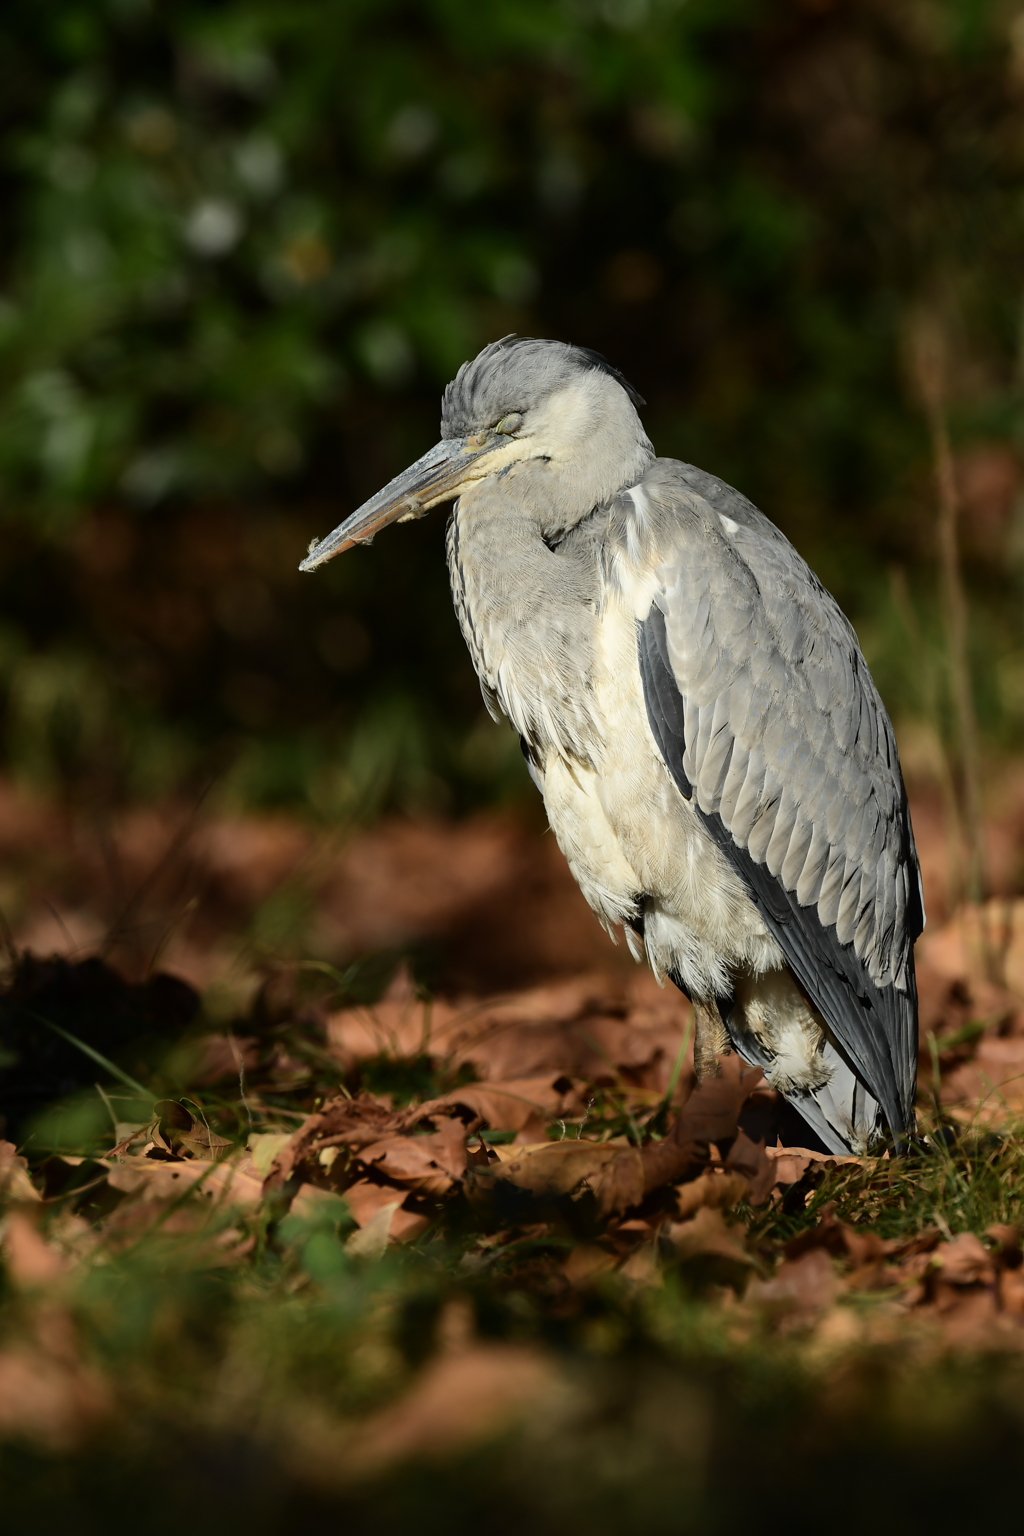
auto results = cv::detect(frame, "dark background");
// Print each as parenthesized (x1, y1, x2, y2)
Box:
(1, 0, 1022, 821)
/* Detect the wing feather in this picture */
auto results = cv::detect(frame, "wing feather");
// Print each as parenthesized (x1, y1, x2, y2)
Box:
(632, 461, 922, 1138)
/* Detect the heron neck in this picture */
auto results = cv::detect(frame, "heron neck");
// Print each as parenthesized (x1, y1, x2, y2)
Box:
(446, 476, 603, 761)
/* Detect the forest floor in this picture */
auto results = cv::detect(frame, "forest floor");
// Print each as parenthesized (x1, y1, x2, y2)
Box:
(2, 767, 1024, 1532)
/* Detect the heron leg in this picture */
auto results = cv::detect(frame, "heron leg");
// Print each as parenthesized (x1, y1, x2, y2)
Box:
(692, 997, 732, 1081)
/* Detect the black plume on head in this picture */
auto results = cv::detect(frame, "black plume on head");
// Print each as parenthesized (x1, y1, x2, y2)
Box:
(441, 335, 645, 439)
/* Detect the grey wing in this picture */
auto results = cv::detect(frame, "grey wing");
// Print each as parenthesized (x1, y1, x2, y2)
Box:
(634, 470, 923, 1138)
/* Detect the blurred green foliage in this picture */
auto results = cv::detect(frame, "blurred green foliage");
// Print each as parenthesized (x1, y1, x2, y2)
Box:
(0, 0, 1023, 809)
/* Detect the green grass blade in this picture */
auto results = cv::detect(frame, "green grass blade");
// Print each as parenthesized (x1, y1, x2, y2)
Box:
(22, 1006, 154, 1098)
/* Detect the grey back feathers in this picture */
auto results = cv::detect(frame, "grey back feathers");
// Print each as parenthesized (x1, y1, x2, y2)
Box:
(631, 463, 921, 988)
(626, 463, 922, 1132)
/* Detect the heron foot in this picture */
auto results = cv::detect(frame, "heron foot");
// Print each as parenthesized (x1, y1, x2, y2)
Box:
(692, 998, 731, 1081)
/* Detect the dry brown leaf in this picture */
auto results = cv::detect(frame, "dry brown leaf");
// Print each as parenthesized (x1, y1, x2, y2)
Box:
(676, 1055, 765, 1144)
(103, 1153, 264, 1207)
(326, 997, 461, 1068)
(355, 1135, 444, 1189)
(287, 1183, 344, 1222)
(766, 1148, 814, 1185)
(999, 1267, 1024, 1316)
(637, 1063, 765, 1197)
(110, 1100, 234, 1160)
(0, 1141, 40, 1203)
(1, 1209, 66, 1286)
(186, 1034, 261, 1087)
(391, 1208, 430, 1243)
(437, 972, 687, 1091)
(426, 1074, 577, 1134)
(265, 1095, 430, 1189)
(358, 1119, 467, 1195)
(765, 1145, 864, 1185)
(247, 1131, 293, 1178)
(723, 1128, 774, 1204)
(471, 1139, 626, 1202)
(673, 1170, 751, 1220)
(941, 1036, 1024, 1111)
(785, 1206, 885, 1268)
(781, 1206, 900, 1294)
(346, 1200, 403, 1259)
(747, 1248, 844, 1318)
(152, 1100, 234, 1158)
(341, 1178, 406, 1227)
(562, 1242, 619, 1286)
(932, 1232, 996, 1287)
(917, 897, 1024, 999)
(590, 1146, 645, 1217)
(340, 1344, 559, 1473)
(0, 1341, 111, 1450)
(464, 1132, 647, 1219)
(341, 1199, 429, 1252)
(664, 1206, 755, 1269)
(986, 1223, 1022, 1267)
(618, 1237, 661, 1287)
(466, 1056, 771, 1221)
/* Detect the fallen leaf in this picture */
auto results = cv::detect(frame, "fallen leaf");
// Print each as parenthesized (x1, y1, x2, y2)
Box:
(358, 1123, 467, 1196)
(103, 1154, 264, 1207)
(673, 1170, 751, 1220)
(917, 898, 1024, 998)
(326, 997, 461, 1068)
(186, 1034, 261, 1087)
(0, 1141, 40, 1203)
(999, 1267, 1024, 1316)
(0, 1342, 110, 1450)
(590, 1145, 645, 1217)
(786, 1206, 886, 1268)
(664, 1206, 755, 1269)
(673, 1056, 765, 1147)
(437, 973, 687, 1091)
(426, 1074, 578, 1133)
(346, 1200, 402, 1259)
(246, 1131, 293, 1178)
(986, 1223, 1022, 1268)
(638, 1061, 765, 1196)
(1, 1209, 66, 1286)
(341, 1178, 409, 1227)
(289, 1183, 347, 1222)
(618, 1237, 661, 1287)
(941, 1036, 1024, 1111)
(932, 1232, 996, 1287)
(747, 1248, 844, 1318)
(265, 1095, 444, 1189)
(562, 1242, 618, 1286)
(464, 1058, 772, 1222)
(470, 1139, 626, 1201)
(390, 1209, 430, 1243)
(339, 1344, 559, 1473)
(766, 1147, 814, 1186)
(724, 1128, 774, 1204)
(152, 1100, 234, 1159)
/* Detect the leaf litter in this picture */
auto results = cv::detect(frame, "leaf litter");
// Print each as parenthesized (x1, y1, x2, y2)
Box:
(2, 789, 1024, 1521)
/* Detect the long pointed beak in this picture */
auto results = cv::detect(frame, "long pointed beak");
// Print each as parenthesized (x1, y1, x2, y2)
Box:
(299, 435, 498, 572)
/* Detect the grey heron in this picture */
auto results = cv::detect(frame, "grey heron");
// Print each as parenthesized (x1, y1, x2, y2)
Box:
(300, 336, 923, 1154)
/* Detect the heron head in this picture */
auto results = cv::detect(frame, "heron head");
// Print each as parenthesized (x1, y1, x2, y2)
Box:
(299, 336, 651, 571)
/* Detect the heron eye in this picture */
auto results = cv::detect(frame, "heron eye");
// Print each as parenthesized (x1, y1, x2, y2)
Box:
(494, 413, 523, 435)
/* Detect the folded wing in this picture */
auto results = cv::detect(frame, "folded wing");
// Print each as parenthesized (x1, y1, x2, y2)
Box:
(633, 463, 923, 1138)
